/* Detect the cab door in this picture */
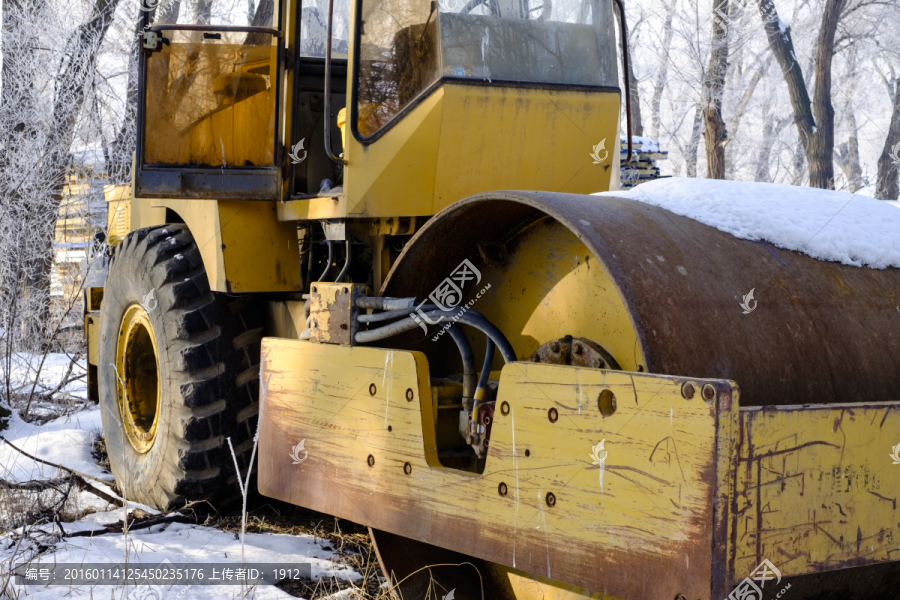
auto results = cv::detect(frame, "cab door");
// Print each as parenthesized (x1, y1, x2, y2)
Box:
(135, 2, 283, 199)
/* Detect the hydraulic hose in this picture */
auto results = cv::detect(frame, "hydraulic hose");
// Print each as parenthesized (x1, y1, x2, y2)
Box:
(335, 239, 351, 282)
(471, 338, 495, 425)
(319, 240, 334, 282)
(355, 310, 517, 364)
(476, 339, 494, 394)
(445, 323, 477, 401)
(357, 305, 487, 324)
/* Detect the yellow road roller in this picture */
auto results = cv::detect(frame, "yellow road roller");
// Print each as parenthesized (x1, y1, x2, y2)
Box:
(85, 0, 900, 597)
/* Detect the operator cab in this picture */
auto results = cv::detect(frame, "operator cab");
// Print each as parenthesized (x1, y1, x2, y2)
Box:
(134, 0, 622, 203)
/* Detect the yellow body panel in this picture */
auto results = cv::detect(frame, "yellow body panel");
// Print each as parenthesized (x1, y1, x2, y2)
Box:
(733, 402, 900, 579)
(258, 339, 737, 600)
(124, 198, 301, 293)
(338, 84, 621, 218)
(258, 341, 900, 597)
(467, 216, 646, 374)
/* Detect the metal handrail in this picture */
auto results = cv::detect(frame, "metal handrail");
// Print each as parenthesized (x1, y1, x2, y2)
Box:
(149, 24, 280, 36)
(612, 0, 633, 164)
(324, 0, 348, 165)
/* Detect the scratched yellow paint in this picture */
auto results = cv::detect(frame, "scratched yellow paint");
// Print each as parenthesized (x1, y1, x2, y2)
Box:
(733, 403, 900, 580)
(128, 198, 302, 293)
(257, 339, 737, 600)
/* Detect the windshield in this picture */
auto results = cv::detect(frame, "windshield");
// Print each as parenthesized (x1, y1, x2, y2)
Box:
(356, 0, 617, 137)
(439, 0, 617, 86)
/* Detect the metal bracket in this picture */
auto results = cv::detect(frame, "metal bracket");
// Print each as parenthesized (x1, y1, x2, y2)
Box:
(142, 31, 169, 53)
(322, 219, 346, 241)
(309, 282, 368, 345)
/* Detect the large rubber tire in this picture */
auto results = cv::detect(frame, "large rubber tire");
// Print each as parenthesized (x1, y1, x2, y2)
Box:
(98, 224, 263, 509)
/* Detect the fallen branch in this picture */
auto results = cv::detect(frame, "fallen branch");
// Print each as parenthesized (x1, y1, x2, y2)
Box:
(0, 476, 70, 492)
(65, 514, 198, 538)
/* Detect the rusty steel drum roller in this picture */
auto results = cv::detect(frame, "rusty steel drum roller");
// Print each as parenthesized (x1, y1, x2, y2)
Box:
(372, 191, 900, 600)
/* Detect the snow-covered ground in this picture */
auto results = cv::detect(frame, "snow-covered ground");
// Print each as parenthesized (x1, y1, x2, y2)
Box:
(0, 356, 368, 600)
(599, 177, 900, 269)
(1, 408, 112, 484)
(4, 505, 361, 599)
(2, 353, 88, 402)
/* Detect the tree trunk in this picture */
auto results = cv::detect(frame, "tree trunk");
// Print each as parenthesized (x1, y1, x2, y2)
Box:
(725, 58, 768, 178)
(703, 0, 730, 179)
(791, 140, 807, 186)
(24, 0, 124, 338)
(627, 42, 644, 137)
(757, 0, 845, 189)
(686, 103, 704, 178)
(834, 97, 863, 192)
(875, 80, 900, 200)
(650, 0, 677, 141)
(108, 1, 182, 184)
(754, 115, 792, 182)
(193, 0, 213, 24)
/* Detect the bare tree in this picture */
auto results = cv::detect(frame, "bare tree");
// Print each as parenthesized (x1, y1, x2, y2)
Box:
(686, 103, 704, 177)
(650, 0, 678, 141)
(703, 0, 731, 179)
(875, 78, 900, 199)
(757, 0, 846, 189)
(725, 54, 769, 178)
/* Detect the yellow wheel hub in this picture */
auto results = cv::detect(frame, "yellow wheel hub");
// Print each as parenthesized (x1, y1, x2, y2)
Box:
(115, 304, 161, 453)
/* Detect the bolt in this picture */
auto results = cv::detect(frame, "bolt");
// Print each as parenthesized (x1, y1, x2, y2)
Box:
(548, 407, 558, 423)
(500, 401, 510, 415)
(498, 482, 508, 496)
(573, 343, 583, 355)
(545, 492, 556, 507)
(702, 384, 716, 401)
(406, 388, 414, 402)
(484, 415, 491, 426)
(550, 341, 560, 353)
(403, 462, 412, 475)
(342, 287, 349, 294)
(367, 454, 375, 467)
(681, 382, 695, 400)
(530, 353, 540, 362)
(312, 286, 318, 293)
(466, 433, 480, 445)
(369, 384, 377, 396)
